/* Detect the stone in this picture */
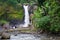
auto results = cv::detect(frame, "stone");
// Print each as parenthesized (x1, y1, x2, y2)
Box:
(1, 32, 10, 39)
(2, 23, 10, 29)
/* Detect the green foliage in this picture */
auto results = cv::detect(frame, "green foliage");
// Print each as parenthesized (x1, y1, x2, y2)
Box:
(34, 16, 50, 30)
(8, 11, 24, 20)
(38, 0, 45, 6)
(33, 0, 60, 33)
(0, 0, 24, 23)
(20, 0, 28, 3)
(20, 0, 37, 5)
(7, 0, 18, 6)
(43, 0, 60, 32)
(0, 20, 8, 24)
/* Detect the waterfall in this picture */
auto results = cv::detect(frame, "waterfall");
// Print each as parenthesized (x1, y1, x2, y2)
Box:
(22, 5, 30, 27)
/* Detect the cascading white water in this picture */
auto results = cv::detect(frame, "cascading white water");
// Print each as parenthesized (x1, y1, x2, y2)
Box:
(23, 5, 30, 27)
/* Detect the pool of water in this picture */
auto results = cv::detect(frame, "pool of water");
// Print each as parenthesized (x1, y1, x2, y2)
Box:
(1, 33, 60, 40)
(10, 34, 41, 40)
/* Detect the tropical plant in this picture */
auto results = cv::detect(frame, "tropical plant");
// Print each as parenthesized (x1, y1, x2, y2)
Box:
(33, 0, 60, 33)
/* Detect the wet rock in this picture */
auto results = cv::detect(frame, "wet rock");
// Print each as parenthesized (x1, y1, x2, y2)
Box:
(15, 34, 17, 36)
(1, 32, 10, 39)
(2, 23, 10, 29)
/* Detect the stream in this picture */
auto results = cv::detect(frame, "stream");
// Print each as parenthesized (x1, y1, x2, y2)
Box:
(1, 33, 60, 40)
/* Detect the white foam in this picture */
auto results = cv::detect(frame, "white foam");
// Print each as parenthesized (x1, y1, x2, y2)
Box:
(23, 5, 30, 27)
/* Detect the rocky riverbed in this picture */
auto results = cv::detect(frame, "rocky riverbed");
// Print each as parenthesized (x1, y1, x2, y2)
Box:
(0, 32, 60, 40)
(0, 26, 60, 40)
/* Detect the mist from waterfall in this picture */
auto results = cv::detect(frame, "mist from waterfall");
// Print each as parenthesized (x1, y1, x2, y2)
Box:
(22, 5, 30, 27)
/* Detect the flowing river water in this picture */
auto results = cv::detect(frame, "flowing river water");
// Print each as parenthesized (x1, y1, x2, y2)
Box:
(10, 34, 60, 40)
(1, 33, 60, 40)
(10, 34, 41, 40)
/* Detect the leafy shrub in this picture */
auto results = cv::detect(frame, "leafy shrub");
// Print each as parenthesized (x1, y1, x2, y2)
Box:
(0, 1, 24, 22)
(0, 20, 8, 25)
(33, 0, 60, 33)
(34, 16, 50, 31)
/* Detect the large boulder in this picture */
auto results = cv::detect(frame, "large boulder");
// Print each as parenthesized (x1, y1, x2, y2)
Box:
(1, 32, 10, 39)
(1, 23, 10, 30)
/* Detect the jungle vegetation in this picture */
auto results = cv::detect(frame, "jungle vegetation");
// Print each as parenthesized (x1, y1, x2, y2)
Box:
(0, 0, 60, 33)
